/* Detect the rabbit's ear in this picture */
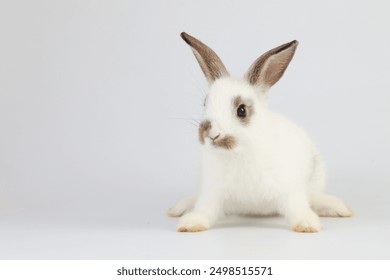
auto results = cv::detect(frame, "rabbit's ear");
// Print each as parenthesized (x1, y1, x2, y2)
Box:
(246, 40, 298, 88)
(181, 32, 229, 84)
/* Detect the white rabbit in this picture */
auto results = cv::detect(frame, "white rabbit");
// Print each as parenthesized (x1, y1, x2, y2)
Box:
(169, 32, 353, 233)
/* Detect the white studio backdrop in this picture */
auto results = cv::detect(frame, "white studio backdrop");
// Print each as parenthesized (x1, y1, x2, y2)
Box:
(0, 0, 389, 259)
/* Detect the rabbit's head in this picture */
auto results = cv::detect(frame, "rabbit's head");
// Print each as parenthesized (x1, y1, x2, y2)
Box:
(181, 32, 298, 151)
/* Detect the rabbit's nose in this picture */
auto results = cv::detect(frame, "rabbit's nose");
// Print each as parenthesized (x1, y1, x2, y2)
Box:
(209, 134, 220, 141)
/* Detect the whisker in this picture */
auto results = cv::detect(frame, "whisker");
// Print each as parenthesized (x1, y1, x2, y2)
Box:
(188, 121, 199, 127)
(169, 117, 200, 128)
(190, 118, 200, 124)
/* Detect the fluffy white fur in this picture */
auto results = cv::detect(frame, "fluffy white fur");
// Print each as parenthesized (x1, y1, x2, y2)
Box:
(170, 35, 352, 233)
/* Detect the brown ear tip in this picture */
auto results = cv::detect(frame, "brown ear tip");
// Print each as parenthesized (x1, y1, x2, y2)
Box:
(180, 32, 191, 44)
(291, 40, 299, 46)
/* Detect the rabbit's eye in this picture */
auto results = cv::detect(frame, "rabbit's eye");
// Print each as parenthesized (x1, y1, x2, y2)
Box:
(237, 104, 247, 118)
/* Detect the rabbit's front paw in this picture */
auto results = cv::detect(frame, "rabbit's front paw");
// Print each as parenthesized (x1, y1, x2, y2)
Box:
(177, 212, 209, 232)
(291, 210, 321, 233)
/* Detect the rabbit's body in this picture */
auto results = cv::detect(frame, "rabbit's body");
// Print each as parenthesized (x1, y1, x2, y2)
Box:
(200, 78, 323, 213)
(169, 33, 352, 232)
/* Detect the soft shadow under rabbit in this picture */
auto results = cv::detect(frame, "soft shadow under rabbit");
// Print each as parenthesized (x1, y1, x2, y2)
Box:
(168, 32, 353, 233)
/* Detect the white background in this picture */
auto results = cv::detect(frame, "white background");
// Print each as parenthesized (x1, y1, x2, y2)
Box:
(0, 0, 389, 259)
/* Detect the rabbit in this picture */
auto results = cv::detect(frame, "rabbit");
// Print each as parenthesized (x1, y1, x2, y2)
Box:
(168, 32, 353, 233)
